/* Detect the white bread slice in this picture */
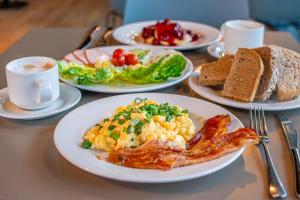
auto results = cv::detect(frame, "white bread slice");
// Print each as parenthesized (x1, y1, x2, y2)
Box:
(253, 46, 281, 101)
(198, 55, 234, 86)
(221, 48, 264, 102)
(275, 46, 300, 101)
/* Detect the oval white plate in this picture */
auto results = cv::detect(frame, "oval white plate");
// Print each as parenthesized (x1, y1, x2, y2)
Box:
(113, 21, 221, 51)
(0, 83, 81, 120)
(54, 93, 245, 183)
(60, 45, 193, 93)
(189, 71, 300, 111)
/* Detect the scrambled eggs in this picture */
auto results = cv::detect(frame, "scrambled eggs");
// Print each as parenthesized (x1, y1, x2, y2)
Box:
(82, 98, 195, 151)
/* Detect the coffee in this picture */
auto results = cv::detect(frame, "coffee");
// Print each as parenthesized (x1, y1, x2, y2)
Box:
(6, 56, 59, 110)
(11, 62, 54, 73)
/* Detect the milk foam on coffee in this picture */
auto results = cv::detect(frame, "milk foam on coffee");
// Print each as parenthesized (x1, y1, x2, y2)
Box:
(11, 61, 54, 73)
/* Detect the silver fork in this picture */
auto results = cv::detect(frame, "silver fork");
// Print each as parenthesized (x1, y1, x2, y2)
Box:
(250, 107, 287, 199)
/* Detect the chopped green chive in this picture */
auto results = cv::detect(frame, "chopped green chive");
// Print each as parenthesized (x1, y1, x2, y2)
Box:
(145, 114, 152, 122)
(113, 110, 131, 121)
(111, 132, 120, 140)
(82, 140, 92, 149)
(118, 119, 125, 125)
(103, 118, 109, 122)
(181, 109, 188, 114)
(108, 125, 116, 130)
(134, 120, 144, 134)
(132, 101, 189, 125)
(166, 115, 173, 122)
(134, 97, 147, 104)
(131, 118, 141, 126)
(126, 125, 134, 134)
(107, 130, 112, 136)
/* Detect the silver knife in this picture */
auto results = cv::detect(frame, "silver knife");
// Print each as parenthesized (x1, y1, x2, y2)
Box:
(278, 113, 300, 197)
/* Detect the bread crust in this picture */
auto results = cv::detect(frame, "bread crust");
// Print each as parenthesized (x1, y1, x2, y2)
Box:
(253, 46, 281, 100)
(198, 55, 234, 86)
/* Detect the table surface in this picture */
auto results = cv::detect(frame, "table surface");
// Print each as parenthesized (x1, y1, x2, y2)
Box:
(1, 28, 300, 200)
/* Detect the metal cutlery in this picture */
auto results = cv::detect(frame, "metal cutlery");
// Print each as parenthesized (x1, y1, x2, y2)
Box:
(77, 12, 117, 50)
(250, 107, 287, 199)
(77, 25, 113, 50)
(278, 113, 300, 198)
(93, 26, 113, 47)
(77, 25, 102, 49)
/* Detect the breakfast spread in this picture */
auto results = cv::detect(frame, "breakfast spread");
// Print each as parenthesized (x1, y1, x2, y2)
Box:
(60, 47, 187, 85)
(139, 19, 202, 46)
(198, 45, 300, 102)
(81, 98, 259, 170)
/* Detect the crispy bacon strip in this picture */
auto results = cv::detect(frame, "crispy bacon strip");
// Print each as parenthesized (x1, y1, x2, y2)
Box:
(176, 128, 259, 167)
(106, 115, 259, 170)
(108, 141, 185, 170)
(186, 115, 231, 150)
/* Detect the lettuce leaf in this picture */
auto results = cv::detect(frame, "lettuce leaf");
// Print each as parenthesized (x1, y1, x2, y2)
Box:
(58, 61, 115, 85)
(119, 54, 186, 84)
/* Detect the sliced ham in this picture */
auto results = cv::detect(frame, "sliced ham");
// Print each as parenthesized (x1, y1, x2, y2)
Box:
(64, 53, 83, 65)
(84, 48, 109, 65)
(73, 49, 89, 65)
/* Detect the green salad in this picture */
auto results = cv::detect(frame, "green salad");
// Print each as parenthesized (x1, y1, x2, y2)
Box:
(59, 48, 187, 85)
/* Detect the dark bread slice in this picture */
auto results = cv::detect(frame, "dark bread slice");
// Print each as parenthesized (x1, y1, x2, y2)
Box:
(221, 48, 264, 102)
(253, 46, 281, 101)
(198, 55, 234, 86)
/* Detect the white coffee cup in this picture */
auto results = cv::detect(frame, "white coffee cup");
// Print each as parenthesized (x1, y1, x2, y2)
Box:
(222, 20, 265, 55)
(5, 56, 60, 110)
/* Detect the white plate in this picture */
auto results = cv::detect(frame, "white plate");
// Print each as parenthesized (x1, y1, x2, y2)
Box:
(189, 71, 300, 111)
(0, 83, 81, 120)
(113, 21, 221, 51)
(207, 42, 224, 58)
(54, 93, 245, 183)
(60, 45, 193, 93)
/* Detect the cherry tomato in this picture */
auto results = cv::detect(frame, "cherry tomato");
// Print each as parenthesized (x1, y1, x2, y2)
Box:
(112, 48, 125, 58)
(112, 56, 125, 66)
(112, 48, 125, 66)
(125, 53, 139, 65)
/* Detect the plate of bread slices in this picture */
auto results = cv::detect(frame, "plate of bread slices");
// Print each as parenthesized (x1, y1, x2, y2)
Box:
(189, 45, 300, 111)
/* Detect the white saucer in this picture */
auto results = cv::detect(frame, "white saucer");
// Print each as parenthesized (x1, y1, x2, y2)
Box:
(207, 42, 224, 58)
(0, 83, 81, 120)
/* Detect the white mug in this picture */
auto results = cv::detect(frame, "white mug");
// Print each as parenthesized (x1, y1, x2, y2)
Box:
(222, 20, 265, 55)
(5, 56, 60, 110)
